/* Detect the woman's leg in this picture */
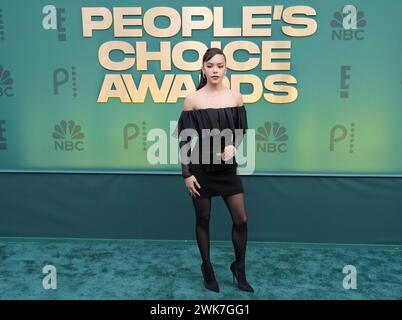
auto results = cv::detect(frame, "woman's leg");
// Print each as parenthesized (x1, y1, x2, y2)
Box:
(191, 196, 212, 265)
(222, 192, 254, 291)
(191, 195, 220, 292)
(222, 192, 248, 269)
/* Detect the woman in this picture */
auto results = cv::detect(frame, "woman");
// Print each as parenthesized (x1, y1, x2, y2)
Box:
(174, 48, 254, 293)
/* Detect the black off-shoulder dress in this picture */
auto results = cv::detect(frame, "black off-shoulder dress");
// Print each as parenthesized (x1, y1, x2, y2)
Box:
(173, 105, 248, 198)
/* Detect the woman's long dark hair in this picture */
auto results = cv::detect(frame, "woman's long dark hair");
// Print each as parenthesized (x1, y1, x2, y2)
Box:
(196, 48, 226, 91)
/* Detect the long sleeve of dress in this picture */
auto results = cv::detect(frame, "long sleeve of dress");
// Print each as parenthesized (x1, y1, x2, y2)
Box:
(232, 105, 248, 149)
(179, 136, 192, 179)
(233, 129, 245, 149)
(173, 111, 197, 179)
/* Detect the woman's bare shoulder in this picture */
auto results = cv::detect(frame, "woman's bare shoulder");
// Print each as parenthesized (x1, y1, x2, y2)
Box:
(229, 88, 244, 106)
(183, 91, 202, 111)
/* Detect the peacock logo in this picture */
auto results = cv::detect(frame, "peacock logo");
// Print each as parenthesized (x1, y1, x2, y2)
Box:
(256, 122, 288, 153)
(52, 120, 85, 151)
(330, 9, 366, 29)
(256, 122, 288, 142)
(330, 5, 366, 40)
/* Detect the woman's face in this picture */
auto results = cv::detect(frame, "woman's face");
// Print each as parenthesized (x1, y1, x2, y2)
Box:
(202, 54, 226, 84)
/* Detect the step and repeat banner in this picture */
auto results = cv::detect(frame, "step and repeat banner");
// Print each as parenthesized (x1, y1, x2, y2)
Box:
(0, 0, 401, 175)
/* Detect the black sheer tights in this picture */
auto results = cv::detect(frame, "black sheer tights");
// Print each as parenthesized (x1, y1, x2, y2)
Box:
(191, 193, 248, 270)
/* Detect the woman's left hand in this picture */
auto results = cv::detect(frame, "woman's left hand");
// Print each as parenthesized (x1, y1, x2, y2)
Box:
(221, 145, 237, 161)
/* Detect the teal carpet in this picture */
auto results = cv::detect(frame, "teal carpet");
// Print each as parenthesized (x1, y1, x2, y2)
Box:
(0, 238, 401, 299)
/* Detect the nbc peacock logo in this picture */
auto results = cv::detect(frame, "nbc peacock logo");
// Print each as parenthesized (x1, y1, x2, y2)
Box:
(0, 65, 14, 97)
(256, 121, 288, 153)
(330, 5, 366, 40)
(52, 120, 85, 151)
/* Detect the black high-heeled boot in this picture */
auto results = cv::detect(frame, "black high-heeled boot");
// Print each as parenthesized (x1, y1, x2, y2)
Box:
(201, 262, 220, 293)
(230, 261, 254, 292)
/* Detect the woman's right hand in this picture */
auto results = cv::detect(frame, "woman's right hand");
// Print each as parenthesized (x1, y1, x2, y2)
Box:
(184, 175, 201, 198)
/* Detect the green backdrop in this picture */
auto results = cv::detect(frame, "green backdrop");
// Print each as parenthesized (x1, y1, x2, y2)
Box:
(1, 0, 401, 175)
(1, 1, 402, 244)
